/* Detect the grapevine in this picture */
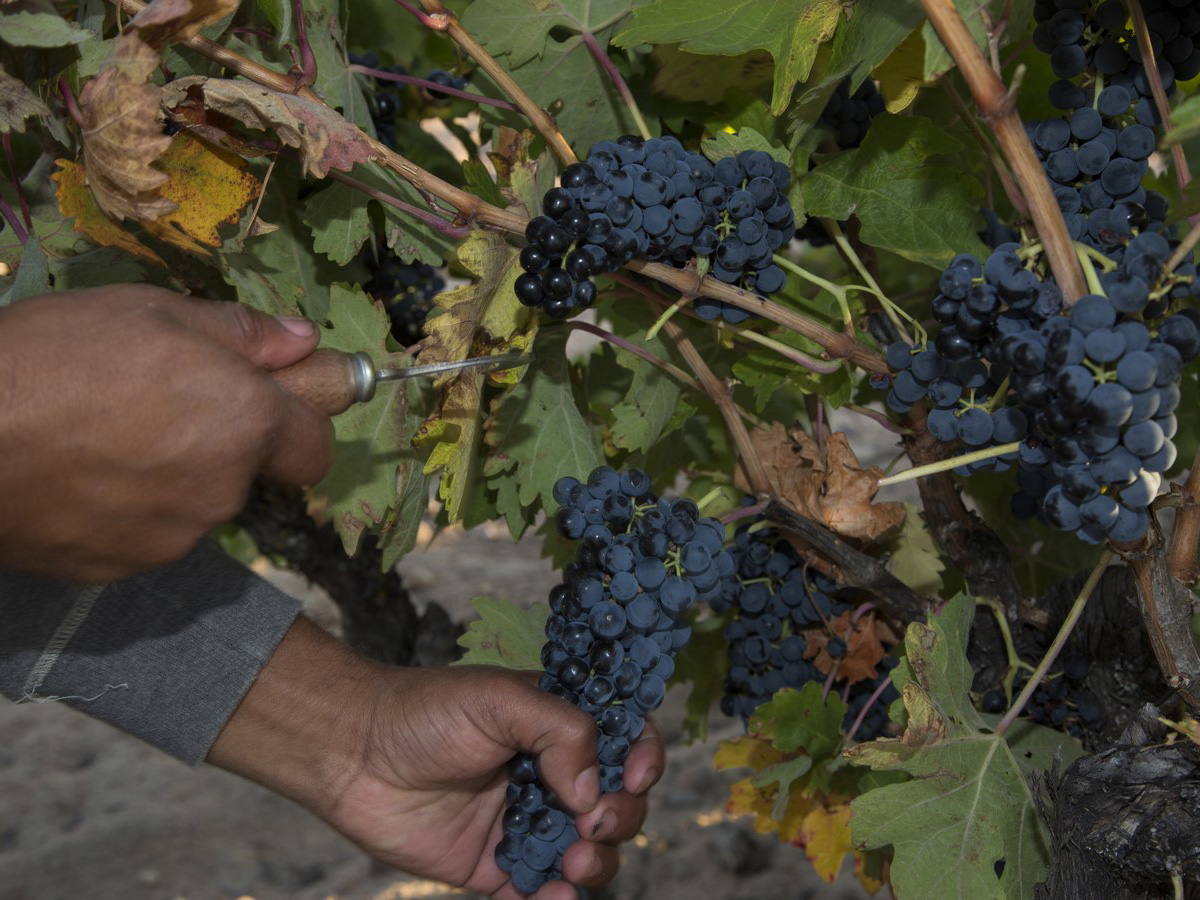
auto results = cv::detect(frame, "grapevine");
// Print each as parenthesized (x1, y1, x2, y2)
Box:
(4, 0, 1200, 897)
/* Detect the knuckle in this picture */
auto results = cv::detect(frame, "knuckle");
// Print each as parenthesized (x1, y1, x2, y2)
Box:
(224, 303, 269, 353)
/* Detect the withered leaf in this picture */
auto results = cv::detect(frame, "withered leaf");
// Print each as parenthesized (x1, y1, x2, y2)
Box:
(736, 424, 905, 543)
(53, 159, 165, 266)
(77, 0, 239, 222)
(803, 610, 886, 685)
(161, 77, 383, 178)
(0, 66, 49, 133)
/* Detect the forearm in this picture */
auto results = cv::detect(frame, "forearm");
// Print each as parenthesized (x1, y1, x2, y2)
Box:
(207, 616, 376, 817)
(0, 540, 302, 763)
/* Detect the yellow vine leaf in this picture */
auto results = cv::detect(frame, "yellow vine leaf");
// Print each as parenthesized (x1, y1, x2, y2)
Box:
(142, 132, 261, 256)
(726, 776, 814, 843)
(713, 735, 786, 773)
(53, 159, 164, 266)
(798, 803, 853, 882)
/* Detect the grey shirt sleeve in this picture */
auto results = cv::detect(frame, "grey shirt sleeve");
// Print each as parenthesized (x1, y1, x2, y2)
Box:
(0, 540, 302, 765)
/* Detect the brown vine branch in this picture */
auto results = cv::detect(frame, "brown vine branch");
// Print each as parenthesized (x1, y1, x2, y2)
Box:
(763, 499, 927, 623)
(1126, 537, 1200, 715)
(921, 0, 1087, 304)
(410, 0, 577, 166)
(111, 0, 889, 376)
(1127, 0, 1194, 221)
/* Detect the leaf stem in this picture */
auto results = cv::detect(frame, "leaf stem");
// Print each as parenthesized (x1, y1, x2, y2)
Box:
(876, 441, 1022, 488)
(412, 0, 578, 165)
(560, 319, 700, 392)
(941, 73, 1028, 215)
(1074, 243, 1107, 296)
(721, 499, 767, 525)
(772, 252, 855, 335)
(291, 0, 317, 88)
(580, 30, 650, 141)
(844, 673, 895, 744)
(0, 195, 29, 245)
(1, 135, 32, 232)
(1165, 217, 1200, 275)
(392, 0, 445, 28)
(995, 550, 1113, 738)
(348, 65, 520, 111)
(920, 0, 1087, 304)
(715, 321, 842, 375)
(57, 76, 84, 127)
(328, 170, 471, 239)
(822, 218, 923, 345)
(643, 291, 693, 340)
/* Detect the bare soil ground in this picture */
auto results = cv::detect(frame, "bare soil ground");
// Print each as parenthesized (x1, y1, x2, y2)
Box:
(0, 521, 872, 900)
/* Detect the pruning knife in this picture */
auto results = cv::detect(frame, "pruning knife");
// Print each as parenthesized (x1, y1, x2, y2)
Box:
(272, 348, 530, 415)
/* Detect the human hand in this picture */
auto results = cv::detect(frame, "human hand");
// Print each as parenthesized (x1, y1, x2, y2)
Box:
(0, 285, 333, 582)
(210, 618, 665, 899)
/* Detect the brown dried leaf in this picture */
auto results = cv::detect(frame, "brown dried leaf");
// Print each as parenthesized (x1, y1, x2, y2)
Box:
(736, 424, 905, 543)
(0, 66, 49, 133)
(53, 159, 165, 266)
(161, 77, 382, 178)
(803, 611, 885, 684)
(77, 0, 238, 222)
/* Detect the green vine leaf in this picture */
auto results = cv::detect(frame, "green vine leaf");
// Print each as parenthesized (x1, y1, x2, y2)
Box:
(616, 0, 843, 115)
(670, 614, 728, 742)
(885, 502, 946, 597)
(847, 594, 1086, 900)
(303, 180, 371, 265)
(750, 682, 847, 760)
(483, 326, 601, 512)
(463, 0, 644, 155)
(309, 284, 425, 555)
(455, 597, 548, 670)
(700, 126, 789, 164)
(0, 8, 94, 47)
(921, 0, 1034, 81)
(801, 113, 989, 269)
(7, 236, 49, 304)
(0, 67, 50, 132)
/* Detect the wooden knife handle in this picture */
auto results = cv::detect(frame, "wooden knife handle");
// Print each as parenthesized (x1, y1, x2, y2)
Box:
(271, 349, 363, 416)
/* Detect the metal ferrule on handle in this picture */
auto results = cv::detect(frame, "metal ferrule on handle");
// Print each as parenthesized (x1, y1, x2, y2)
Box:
(346, 351, 378, 403)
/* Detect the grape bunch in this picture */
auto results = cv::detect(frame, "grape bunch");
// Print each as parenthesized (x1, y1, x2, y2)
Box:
(710, 525, 899, 741)
(979, 652, 1102, 740)
(495, 465, 724, 894)
(515, 135, 795, 322)
(1033, 0, 1200, 116)
(360, 251, 445, 346)
(878, 0, 1200, 547)
(816, 76, 887, 150)
(796, 77, 885, 248)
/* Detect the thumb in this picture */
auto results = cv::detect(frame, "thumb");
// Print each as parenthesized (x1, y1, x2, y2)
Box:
(500, 678, 601, 816)
(174, 298, 320, 371)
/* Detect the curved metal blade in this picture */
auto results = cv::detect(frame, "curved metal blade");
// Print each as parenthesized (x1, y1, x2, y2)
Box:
(375, 350, 532, 382)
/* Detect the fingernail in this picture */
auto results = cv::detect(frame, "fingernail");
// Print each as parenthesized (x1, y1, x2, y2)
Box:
(635, 767, 659, 794)
(585, 851, 603, 879)
(278, 315, 315, 337)
(575, 767, 600, 807)
(590, 808, 616, 839)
